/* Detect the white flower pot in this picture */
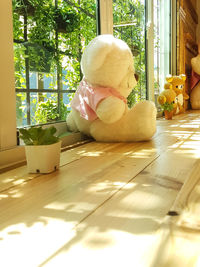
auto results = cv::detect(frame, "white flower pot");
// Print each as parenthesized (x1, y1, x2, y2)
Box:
(25, 141, 62, 173)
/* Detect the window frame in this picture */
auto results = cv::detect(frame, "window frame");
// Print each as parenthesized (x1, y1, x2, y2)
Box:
(0, 0, 176, 170)
(0, 0, 109, 170)
(146, 0, 155, 102)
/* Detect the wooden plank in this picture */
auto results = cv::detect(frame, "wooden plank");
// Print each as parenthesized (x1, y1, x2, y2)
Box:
(183, 0, 198, 24)
(41, 174, 180, 267)
(39, 118, 200, 267)
(0, 111, 196, 192)
(1, 112, 200, 267)
(0, 114, 182, 193)
(152, 160, 200, 267)
(0, 142, 120, 192)
(184, 8, 197, 40)
(1, 111, 198, 193)
(190, 0, 196, 10)
(179, 7, 186, 75)
(0, 141, 160, 267)
(42, 111, 200, 266)
(147, 115, 200, 266)
(185, 32, 198, 55)
(178, 0, 198, 111)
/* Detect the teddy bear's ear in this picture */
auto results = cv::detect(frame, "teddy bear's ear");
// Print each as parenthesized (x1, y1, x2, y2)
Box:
(158, 95, 166, 105)
(166, 75, 173, 83)
(180, 74, 186, 81)
(81, 35, 114, 72)
(134, 73, 139, 82)
(164, 83, 172, 89)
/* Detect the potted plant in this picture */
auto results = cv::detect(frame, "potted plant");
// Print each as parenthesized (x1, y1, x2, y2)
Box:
(19, 126, 62, 173)
(14, 0, 35, 16)
(54, 7, 79, 33)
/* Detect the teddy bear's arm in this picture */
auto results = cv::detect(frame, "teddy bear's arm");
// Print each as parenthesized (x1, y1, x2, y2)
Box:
(96, 96, 126, 124)
(183, 92, 189, 100)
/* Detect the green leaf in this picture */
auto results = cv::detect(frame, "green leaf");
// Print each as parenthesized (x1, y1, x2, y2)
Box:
(160, 102, 174, 112)
(19, 128, 32, 145)
(19, 126, 60, 146)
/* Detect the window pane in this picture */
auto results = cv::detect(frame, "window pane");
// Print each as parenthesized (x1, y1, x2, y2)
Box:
(30, 93, 59, 125)
(14, 43, 26, 89)
(154, 0, 171, 108)
(61, 92, 75, 120)
(28, 92, 75, 125)
(113, 0, 146, 107)
(16, 92, 27, 127)
(13, 0, 98, 127)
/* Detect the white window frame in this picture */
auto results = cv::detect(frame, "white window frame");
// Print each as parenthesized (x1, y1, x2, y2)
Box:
(146, 0, 155, 102)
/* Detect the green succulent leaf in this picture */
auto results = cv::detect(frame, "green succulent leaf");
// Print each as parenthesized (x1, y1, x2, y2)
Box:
(161, 102, 174, 112)
(19, 126, 60, 145)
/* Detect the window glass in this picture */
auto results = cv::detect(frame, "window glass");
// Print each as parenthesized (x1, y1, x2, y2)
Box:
(154, 0, 171, 108)
(113, 0, 146, 107)
(12, 0, 97, 127)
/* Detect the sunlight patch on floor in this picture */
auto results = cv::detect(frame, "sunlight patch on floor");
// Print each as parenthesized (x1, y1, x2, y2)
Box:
(180, 124, 200, 129)
(0, 219, 76, 267)
(43, 228, 159, 267)
(0, 194, 8, 199)
(78, 151, 104, 157)
(86, 181, 137, 195)
(44, 201, 96, 213)
(127, 148, 157, 158)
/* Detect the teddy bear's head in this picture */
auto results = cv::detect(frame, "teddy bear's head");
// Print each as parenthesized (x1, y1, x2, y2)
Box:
(191, 54, 200, 75)
(80, 34, 138, 98)
(165, 74, 186, 95)
(157, 87, 176, 106)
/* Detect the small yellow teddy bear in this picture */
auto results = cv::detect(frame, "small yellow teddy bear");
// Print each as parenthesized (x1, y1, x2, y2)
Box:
(157, 84, 177, 119)
(165, 74, 189, 114)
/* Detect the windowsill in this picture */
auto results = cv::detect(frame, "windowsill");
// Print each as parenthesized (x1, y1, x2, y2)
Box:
(0, 131, 91, 173)
(157, 110, 164, 118)
(0, 111, 165, 172)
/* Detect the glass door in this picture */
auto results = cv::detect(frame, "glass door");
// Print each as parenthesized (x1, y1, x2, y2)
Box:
(113, 0, 146, 108)
(153, 0, 171, 109)
(112, 0, 172, 108)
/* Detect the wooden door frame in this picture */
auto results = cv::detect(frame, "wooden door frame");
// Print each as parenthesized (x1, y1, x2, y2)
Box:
(177, 0, 198, 110)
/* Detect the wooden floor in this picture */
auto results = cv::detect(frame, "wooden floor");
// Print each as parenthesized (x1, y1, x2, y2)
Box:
(1, 111, 200, 267)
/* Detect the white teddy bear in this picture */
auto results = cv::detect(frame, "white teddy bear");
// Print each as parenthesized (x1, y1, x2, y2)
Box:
(66, 34, 157, 142)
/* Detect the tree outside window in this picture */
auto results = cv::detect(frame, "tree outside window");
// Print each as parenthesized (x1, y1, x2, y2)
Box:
(13, 0, 97, 127)
(113, 0, 146, 107)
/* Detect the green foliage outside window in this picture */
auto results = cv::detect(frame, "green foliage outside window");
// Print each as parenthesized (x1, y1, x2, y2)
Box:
(33, 98, 69, 124)
(13, 0, 97, 127)
(113, 0, 146, 107)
